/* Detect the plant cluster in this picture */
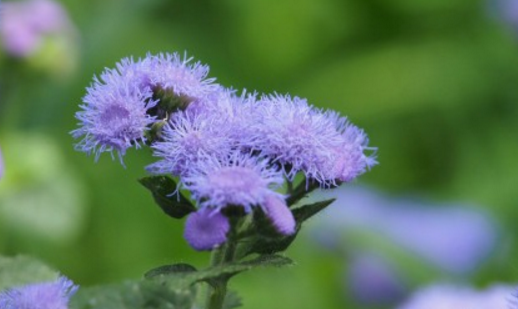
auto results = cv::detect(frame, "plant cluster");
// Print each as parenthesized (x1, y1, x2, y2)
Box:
(1, 52, 376, 309)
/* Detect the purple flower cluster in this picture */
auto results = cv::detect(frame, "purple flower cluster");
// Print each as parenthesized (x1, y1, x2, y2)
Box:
(0, 276, 78, 309)
(243, 94, 376, 186)
(72, 52, 376, 250)
(72, 53, 220, 163)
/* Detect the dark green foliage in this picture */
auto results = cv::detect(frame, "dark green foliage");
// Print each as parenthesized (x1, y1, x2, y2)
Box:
(70, 280, 197, 309)
(244, 199, 335, 255)
(145, 263, 198, 279)
(68, 255, 291, 309)
(144, 255, 292, 287)
(291, 198, 336, 222)
(139, 176, 196, 219)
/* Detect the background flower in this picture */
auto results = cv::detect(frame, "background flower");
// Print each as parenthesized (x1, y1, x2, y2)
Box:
(0, 0, 79, 76)
(396, 284, 516, 309)
(309, 186, 498, 274)
(345, 252, 406, 305)
(0, 0, 71, 57)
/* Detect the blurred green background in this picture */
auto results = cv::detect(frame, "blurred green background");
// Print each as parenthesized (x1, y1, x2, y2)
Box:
(1, 0, 518, 308)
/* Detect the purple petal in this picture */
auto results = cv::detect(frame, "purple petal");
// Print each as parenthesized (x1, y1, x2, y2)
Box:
(184, 208, 230, 251)
(262, 195, 296, 235)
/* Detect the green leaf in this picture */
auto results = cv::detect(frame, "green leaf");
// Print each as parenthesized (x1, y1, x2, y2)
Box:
(243, 233, 298, 256)
(286, 179, 320, 206)
(239, 254, 293, 268)
(139, 176, 196, 219)
(292, 198, 335, 223)
(244, 199, 335, 255)
(153, 255, 293, 287)
(145, 263, 197, 279)
(70, 279, 197, 309)
(0, 255, 59, 291)
(193, 254, 292, 284)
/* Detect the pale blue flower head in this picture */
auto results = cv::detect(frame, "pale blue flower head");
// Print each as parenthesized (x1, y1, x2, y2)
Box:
(246, 94, 376, 186)
(72, 52, 221, 163)
(184, 207, 230, 251)
(146, 109, 234, 177)
(182, 152, 285, 212)
(146, 52, 220, 102)
(0, 276, 78, 309)
(85, 53, 219, 105)
(71, 77, 158, 163)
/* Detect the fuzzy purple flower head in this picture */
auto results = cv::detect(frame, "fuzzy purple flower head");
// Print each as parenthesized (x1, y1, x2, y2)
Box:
(72, 52, 221, 164)
(180, 152, 296, 250)
(246, 94, 376, 186)
(0, 276, 78, 309)
(145, 53, 221, 103)
(184, 208, 230, 251)
(71, 79, 158, 163)
(146, 108, 233, 177)
(183, 152, 285, 213)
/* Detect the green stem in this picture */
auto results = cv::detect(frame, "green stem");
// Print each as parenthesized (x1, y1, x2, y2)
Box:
(286, 179, 294, 195)
(286, 178, 320, 207)
(206, 240, 237, 309)
(206, 281, 227, 309)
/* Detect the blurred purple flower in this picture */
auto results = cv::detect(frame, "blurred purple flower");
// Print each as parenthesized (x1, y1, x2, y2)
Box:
(245, 94, 376, 186)
(0, 0, 72, 57)
(0, 276, 78, 309)
(492, 0, 518, 30)
(346, 252, 406, 305)
(184, 208, 230, 251)
(182, 152, 285, 213)
(311, 186, 498, 274)
(396, 284, 516, 309)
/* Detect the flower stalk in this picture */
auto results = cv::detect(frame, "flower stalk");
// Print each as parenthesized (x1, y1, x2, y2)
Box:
(206, 237, 238, 309)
